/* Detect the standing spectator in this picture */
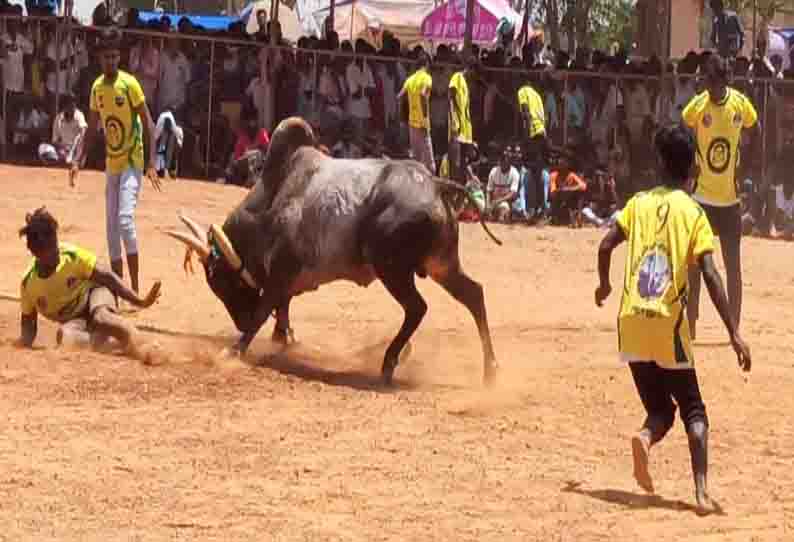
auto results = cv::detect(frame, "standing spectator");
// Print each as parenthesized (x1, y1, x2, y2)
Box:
(158, 33, 191, 120)
(517, 74, 548, 219)
(448, 55, 476, 184)
(346, 40, 375, 141)
(247, 48, 276, 133)
(398, 51, 434, 173)
(38, 93, 86, 165)
(1, 19, 34, 142)
(129, 36, 161, 116)
(682, 54, 759, 339)
(710, 0, 744, 59)
(12, 96, 49, 163)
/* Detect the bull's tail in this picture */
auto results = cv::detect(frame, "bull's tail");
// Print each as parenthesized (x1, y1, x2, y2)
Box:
(431, 175, 503, 246)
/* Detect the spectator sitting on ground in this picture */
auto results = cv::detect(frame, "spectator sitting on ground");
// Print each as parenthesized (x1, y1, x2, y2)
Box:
(154, 109, 183, 179)
(581, 166, 620, 227)
(549, 153, 587, 226)
(486, 147, 520, 222)
(13, 96, 49, 164)
(38, 94, 86, 166)
(225, 113, 270, 186)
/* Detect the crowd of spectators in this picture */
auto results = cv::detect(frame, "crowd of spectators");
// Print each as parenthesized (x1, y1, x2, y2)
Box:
(1, 1, 793, 236)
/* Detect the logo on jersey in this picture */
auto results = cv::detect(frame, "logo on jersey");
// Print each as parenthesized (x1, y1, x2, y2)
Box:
(706, 137, 731, 174)
(703, 113, 712, 128)
(637, 248, 671, 300)
(115, 95, 125, 107)
(104, 116, 126, 153)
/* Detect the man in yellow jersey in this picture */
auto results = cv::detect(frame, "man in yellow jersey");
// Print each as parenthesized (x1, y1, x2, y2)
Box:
(398, 51, 435, 173)
(70, 26, 162, 301)
(448, 55, 476, 184)
(682, 54, 759, 339)
(17, 207, 162, 358)
(517, 76, 549, 220)
(595, 125, 751, 515)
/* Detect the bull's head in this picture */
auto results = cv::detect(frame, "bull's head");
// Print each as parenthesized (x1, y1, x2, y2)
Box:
(165, 214, 260, 333)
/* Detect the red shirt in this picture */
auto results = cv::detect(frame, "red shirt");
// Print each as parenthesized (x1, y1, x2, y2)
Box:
(233, 128, 270, 161)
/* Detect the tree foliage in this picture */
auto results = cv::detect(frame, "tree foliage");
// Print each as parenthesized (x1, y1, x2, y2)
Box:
(530, 0, 636, 53)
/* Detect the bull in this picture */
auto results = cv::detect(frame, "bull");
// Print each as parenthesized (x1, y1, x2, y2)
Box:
(165, 117, 501, 386)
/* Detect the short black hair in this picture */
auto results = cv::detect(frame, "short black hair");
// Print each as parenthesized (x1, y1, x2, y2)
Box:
(704, 54, 728, 80)
(96, 26, 123, 52)
(19, 207, 59, 248)
(654, 124, 696, 184)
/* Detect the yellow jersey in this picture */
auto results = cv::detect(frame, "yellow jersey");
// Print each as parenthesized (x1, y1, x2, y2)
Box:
(616, 186, 715, 369)
(403, 68, 432, 129)
(20, 243, 98, 323)
(682, 88, 757, 207)
(90, 70, 147, 175)
(517, 84, 546, 138)
(449, 71, 473, 144)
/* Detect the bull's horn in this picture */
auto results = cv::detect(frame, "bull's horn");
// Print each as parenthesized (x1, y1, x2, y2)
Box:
(209, 224, 258, 290)
(163, 230, 210, 263)
(209, 224, 242, 270)
(178, 212, 208, 246)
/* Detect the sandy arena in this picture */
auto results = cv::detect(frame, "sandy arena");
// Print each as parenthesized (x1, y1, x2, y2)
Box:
(0, 165, 792, 541)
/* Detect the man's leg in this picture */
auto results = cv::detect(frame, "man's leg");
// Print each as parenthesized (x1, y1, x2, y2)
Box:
(718, 204, 743, 328)
(422, 128, 436, 175)
(669, 367, 712, 514)
(118, 168, 143, 294)
(105, 172, 124, 282)
(448, 139, 463, 184)
(628, 361, 677, 494)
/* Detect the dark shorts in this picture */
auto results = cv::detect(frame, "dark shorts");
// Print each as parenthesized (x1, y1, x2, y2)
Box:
(700, 202, 742, 240)
(630, 361, 708, 431)
(62, 286, 118, 334)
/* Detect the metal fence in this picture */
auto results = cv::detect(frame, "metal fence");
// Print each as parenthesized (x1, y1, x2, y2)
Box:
(1, 13, 792, 201)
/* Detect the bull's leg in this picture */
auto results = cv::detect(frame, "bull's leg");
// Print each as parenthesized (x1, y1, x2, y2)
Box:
(434, 267, 499, 385)
(378, 269, 428, 386)
(272, 296, 296, 345)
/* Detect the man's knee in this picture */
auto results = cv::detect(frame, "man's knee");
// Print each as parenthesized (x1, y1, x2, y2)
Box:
(118, 213, 137, 238)
(686, 419, 708, 445)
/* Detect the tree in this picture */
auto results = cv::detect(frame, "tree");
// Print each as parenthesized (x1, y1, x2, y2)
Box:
(532, 0, 636, 54)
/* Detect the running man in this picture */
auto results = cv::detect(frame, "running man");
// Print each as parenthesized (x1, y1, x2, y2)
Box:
(71, 26, 162, 298)
(682, 54, 758, 339)
(18, 207, 161, 358)
(595, 125, 751, 515)
(397, 51, 435, 173)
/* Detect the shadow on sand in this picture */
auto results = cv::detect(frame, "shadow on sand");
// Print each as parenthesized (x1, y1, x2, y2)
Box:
(562, 481, 725, 516)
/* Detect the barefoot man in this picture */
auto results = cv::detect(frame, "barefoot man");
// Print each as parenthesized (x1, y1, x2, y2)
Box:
(18, 207, 161, 358)
(70, 26, 162, 301)
(595, 125, 751, 514)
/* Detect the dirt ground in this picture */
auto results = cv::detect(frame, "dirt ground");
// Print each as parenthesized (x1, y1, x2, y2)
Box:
(0, 165, 792, 541)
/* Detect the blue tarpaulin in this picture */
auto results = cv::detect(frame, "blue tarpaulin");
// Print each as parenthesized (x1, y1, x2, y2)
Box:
(136, 10, 239, 31)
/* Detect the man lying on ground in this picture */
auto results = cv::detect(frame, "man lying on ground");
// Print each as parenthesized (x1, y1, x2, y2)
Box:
(17, 207, 162, 359)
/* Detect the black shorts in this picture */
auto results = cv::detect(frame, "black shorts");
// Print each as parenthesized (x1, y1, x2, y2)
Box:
(700, 202, 742, 241)
(629, 361, 708, 430)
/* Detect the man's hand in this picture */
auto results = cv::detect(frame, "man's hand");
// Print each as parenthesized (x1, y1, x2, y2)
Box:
(595, 283, 612, 307)
(146, 166, 162, 192)
(69, 163, 79, 188)
(730, 331, 752, 372)
(138, 280, 162, 309)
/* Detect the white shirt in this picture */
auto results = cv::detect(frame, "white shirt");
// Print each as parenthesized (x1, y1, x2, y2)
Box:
(346, 61, 374, 119)
(246, 76, 275, 132)
(154, 110, 184, 148)
(52, 109, 86, 148)
(46, 39, 75, 95)
(15, 109, 49, 144)
(1, 33, 33, 93)
(488, 165, 520, 202)
(159, 51, 191, 111)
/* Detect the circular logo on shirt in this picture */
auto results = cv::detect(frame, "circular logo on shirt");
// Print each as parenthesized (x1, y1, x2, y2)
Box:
(637, 248, 671, 300)
(706, 137, 731, 174)
(702, 113, 712, 128)
(105, 116, 126, 153)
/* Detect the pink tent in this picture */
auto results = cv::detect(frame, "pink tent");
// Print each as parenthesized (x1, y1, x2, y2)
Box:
(420, 0, 522, 43)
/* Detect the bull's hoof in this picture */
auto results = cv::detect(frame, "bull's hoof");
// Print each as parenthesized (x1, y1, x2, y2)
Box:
(272, 327, 297, 346)
(483, 361, 499, 387)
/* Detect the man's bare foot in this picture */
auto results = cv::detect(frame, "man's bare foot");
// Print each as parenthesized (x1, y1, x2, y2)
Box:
(695, 488, 715, 516)
(631, 432, 655, 494)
